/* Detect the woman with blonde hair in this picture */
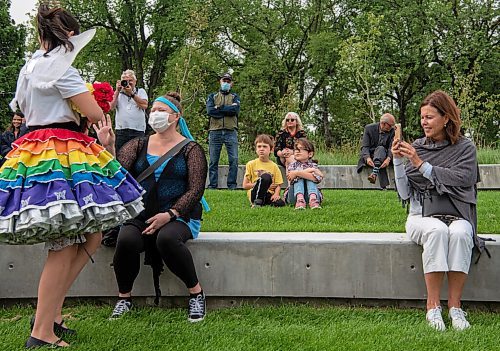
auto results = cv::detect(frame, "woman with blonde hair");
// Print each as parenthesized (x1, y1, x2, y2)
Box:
(274, 112, 307, 167)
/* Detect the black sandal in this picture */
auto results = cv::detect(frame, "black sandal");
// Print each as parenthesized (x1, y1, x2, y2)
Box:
(54, 320, 76, 336)
(25, 336, 64, 348)
(30, 316, 77, 336)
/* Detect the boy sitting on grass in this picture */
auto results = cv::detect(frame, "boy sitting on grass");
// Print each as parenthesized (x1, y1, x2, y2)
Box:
(243, 134, 285, 208)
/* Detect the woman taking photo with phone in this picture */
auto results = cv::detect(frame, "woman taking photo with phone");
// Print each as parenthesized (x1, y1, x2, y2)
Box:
(392, 90, 480, 331)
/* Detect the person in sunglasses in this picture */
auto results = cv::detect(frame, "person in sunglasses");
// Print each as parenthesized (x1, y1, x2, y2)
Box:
(274, 112, 307, 168)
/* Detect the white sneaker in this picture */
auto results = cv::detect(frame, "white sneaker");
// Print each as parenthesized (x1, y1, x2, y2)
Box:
(449, 307, 471, 331)
(426, 306, 446, 331)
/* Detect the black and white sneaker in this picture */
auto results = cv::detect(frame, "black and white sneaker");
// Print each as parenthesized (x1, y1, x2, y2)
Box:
(109, 299, 132, 319)
(188, 292, 206, 323)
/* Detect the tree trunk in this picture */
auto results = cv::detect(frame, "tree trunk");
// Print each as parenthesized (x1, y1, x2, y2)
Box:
(322, 87, 333, 148)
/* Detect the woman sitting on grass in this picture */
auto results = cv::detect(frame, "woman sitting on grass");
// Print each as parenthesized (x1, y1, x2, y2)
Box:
(285, 138, 323, 209)
(392, 90, 480, 331)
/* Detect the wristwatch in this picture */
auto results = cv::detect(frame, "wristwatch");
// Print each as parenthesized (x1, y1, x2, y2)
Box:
(167, 209, 177, 222)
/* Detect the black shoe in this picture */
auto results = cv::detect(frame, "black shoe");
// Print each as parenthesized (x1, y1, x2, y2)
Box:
(188, 292, 206, 323)
(253, 199, 263, 208)
(30, 316, 76, 336)
(25, 336, 64, 349)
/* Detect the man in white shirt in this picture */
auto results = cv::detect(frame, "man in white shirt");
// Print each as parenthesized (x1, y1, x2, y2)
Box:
(110, 69, 148, 152)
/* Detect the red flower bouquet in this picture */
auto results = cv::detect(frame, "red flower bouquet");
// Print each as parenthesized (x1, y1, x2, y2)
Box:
(71, 81, 114, 115)
(70, 81, 114, 134)
(92, 82, 114, 113)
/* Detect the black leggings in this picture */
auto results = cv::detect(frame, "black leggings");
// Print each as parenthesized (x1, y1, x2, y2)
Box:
(113, 220, 198, 294)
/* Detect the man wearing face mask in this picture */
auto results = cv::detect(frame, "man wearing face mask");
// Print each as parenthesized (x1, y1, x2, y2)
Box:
(206, 73, 241, 190)
(110, 69, 149, 153)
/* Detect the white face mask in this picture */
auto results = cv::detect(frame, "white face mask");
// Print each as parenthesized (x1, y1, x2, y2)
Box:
(148, 111, 175, 133)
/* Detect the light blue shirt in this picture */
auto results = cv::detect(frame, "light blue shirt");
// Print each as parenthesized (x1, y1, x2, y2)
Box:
(394, 160, 433, 214)
(146, 154, 171, 181)
(146, 154, 201, 238)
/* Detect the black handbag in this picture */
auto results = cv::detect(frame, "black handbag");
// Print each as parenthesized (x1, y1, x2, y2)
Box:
(422, 189, 461, 218)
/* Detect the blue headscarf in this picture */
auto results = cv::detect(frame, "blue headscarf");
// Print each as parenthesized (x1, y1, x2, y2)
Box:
(154, 96, 210, 212)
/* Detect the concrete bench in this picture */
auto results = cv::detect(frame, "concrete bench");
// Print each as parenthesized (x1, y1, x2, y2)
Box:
(2, 232, 499, 302)
(209, 165, 500, 189)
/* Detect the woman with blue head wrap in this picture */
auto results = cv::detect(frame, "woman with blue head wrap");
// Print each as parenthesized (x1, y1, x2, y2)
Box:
(109, 91, 208, 322)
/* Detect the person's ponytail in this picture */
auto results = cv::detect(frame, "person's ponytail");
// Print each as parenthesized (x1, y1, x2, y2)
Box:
(37, 3, 80, 55)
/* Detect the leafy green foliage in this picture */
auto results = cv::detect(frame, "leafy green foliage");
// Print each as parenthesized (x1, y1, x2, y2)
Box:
(0, 0, 26, 129)
(2, 1, 498, 147)
(62, 0, 190, 99)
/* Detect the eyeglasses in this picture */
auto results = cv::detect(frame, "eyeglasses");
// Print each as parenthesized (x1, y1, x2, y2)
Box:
(381, 121, 395, 128)
(294, 147, 309, 152)
(286, 119, 296, 122)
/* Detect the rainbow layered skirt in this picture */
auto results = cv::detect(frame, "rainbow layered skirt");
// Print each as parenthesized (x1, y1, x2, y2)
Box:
(0, 128, 144, 244)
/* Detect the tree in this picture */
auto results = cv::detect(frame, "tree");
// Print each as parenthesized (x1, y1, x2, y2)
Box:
(429, 0, 500, 146)
(63, 0, 191, 98)
(207, 0, 341, 141)
(26, 0, 496, 149)
(0, 0, 26, 128)
(337, 13, 385, 124)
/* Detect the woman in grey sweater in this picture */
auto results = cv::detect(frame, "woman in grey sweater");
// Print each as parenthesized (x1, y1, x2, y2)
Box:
(392, 90, 479, 332)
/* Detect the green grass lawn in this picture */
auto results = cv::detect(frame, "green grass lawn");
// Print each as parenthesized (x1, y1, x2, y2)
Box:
(202, 189, 500, 234)
(1, 304, 500, 350)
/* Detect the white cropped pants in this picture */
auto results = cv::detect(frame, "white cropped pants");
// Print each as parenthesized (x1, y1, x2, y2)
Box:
(406, 214, 474, 274)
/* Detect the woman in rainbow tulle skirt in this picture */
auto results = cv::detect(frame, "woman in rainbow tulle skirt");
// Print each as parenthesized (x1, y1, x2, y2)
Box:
(0, 127, 144, 245)
(1, 4, 144, 348)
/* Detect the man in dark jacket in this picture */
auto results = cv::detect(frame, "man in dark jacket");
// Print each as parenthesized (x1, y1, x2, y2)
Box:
(356, 113, 396, 189)
(206, 73, 241, 189)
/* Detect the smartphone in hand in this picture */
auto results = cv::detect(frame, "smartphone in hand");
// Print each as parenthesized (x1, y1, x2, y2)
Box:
(394, 123, 402, 141)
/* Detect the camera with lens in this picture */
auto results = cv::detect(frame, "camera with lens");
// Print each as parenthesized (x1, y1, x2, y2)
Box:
(120, 79, 129, 88)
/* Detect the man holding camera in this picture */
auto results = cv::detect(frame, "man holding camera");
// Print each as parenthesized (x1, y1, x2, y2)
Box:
(110, 69, 148, 152)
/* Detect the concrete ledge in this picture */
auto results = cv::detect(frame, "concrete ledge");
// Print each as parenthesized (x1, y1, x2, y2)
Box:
(209, 164, 500, 189)
(1, 232, 499, 302)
